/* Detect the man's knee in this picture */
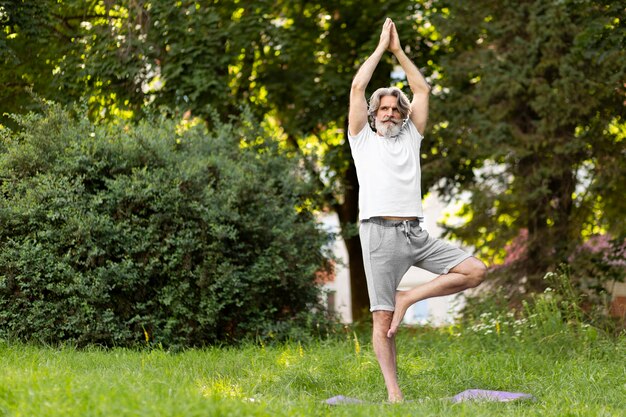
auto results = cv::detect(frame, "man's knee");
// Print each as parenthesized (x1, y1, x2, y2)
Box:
(372, 310, 393, 334)
(455, 257, 486, 288)
(467, 257, 487, 288)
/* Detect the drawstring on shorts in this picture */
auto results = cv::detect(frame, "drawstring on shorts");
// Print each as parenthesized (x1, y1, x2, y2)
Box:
(361, 217, 420, 245)
(402, 220, 411, 244)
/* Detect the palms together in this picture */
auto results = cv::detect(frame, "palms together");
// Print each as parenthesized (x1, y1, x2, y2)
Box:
(379, 18, 402, 53)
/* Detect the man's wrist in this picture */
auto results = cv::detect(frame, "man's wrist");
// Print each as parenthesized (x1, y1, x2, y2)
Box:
(391, 47, 405, 57)
(375, 43, 388, 54)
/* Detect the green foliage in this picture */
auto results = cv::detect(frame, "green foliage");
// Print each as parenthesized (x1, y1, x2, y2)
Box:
(430, 0, 626, 288)
(0, 103, 333, 347)
(567, 234, 626, 296)
(461, 263, 624, 343)
(0, 0, 88, 126)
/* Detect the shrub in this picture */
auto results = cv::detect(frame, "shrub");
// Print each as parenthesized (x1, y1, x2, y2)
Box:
(567, 234, 626, 299)
(470, 230, 626, 335)
(458, 266, 619, 350)
(0, 104, 333, 348)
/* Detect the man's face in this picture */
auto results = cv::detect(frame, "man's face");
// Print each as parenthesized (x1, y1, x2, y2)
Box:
(374, 95, 403, 138)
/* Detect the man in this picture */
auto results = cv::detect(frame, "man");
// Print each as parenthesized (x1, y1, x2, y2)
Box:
(348, 18, 486, 402)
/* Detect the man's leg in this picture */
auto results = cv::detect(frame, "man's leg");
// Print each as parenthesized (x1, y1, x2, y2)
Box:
(372, 310, 403, 402)
(387, 257, 486, 338)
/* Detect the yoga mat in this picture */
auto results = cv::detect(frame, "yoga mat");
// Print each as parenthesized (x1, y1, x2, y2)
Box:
(325, 389, 535, 405)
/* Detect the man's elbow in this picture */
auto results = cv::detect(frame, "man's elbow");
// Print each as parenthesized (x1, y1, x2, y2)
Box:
(351, 78, 368, 93)
(412, 83, 431, 96)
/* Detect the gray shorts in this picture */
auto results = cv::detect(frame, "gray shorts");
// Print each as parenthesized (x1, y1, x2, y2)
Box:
(359, 217, 471, 312)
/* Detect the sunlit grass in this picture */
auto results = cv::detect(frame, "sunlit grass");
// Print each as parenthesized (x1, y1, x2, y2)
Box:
(1, 327, 625, 416)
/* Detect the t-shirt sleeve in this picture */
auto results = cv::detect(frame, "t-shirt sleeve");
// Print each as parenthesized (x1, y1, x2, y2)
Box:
(347, 123, 372, 152)
(405, 119, 424, 146)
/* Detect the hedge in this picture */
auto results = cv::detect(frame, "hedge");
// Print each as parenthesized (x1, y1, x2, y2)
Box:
(0, 105, 333, 347)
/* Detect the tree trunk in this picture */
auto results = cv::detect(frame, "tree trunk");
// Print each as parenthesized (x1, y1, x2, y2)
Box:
(335, 137, 370, 323)
(522, 154, 577, 290)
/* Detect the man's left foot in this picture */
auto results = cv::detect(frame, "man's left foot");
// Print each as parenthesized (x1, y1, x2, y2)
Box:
(387, 395, 404, 403)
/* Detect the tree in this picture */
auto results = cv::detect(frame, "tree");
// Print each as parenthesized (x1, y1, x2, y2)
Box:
(0, 0, 84, 126)
(428, 0, 626, 292)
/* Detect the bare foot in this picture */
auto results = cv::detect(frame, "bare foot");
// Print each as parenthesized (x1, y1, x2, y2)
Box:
(388, 395, 404, 403)
(387, 388, 404, 403)
(387, 291, 412, 338)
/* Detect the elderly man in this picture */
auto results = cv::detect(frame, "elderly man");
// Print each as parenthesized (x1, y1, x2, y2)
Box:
(348, 17, 486, 402)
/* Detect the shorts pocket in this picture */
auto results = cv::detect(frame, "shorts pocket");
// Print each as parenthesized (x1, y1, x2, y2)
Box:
(368, 224, 387, 253)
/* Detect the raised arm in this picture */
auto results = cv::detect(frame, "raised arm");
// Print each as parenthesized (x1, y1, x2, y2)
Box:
(348, 18, 394, 137)
(388, 21, 431, 135)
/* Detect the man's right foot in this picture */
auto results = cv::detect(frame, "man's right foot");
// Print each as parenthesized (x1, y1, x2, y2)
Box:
(387, 291, 411, 338)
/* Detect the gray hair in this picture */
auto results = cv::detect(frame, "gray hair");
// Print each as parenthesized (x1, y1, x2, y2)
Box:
(367, 87, 411, 128)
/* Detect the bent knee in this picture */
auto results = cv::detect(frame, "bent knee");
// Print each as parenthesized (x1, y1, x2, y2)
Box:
(469, 260, 487, 288)
(462, 257, 486, 288)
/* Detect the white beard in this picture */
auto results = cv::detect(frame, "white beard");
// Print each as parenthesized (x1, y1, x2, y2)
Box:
(375, 118, 402, 138)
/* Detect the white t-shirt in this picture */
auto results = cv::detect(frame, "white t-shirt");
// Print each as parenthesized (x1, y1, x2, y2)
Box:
(348, 120, 424, 221)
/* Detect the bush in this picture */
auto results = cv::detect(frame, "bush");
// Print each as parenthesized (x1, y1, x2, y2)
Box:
(0, 104, 333, 348)
(567, 234, 626, 299)
(458, 266, 621, 351)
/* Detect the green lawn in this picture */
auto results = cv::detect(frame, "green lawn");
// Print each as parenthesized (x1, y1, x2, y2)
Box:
(1, 323, 625, 417)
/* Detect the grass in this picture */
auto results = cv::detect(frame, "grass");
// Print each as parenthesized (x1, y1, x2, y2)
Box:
(1, 323, 625, 417)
